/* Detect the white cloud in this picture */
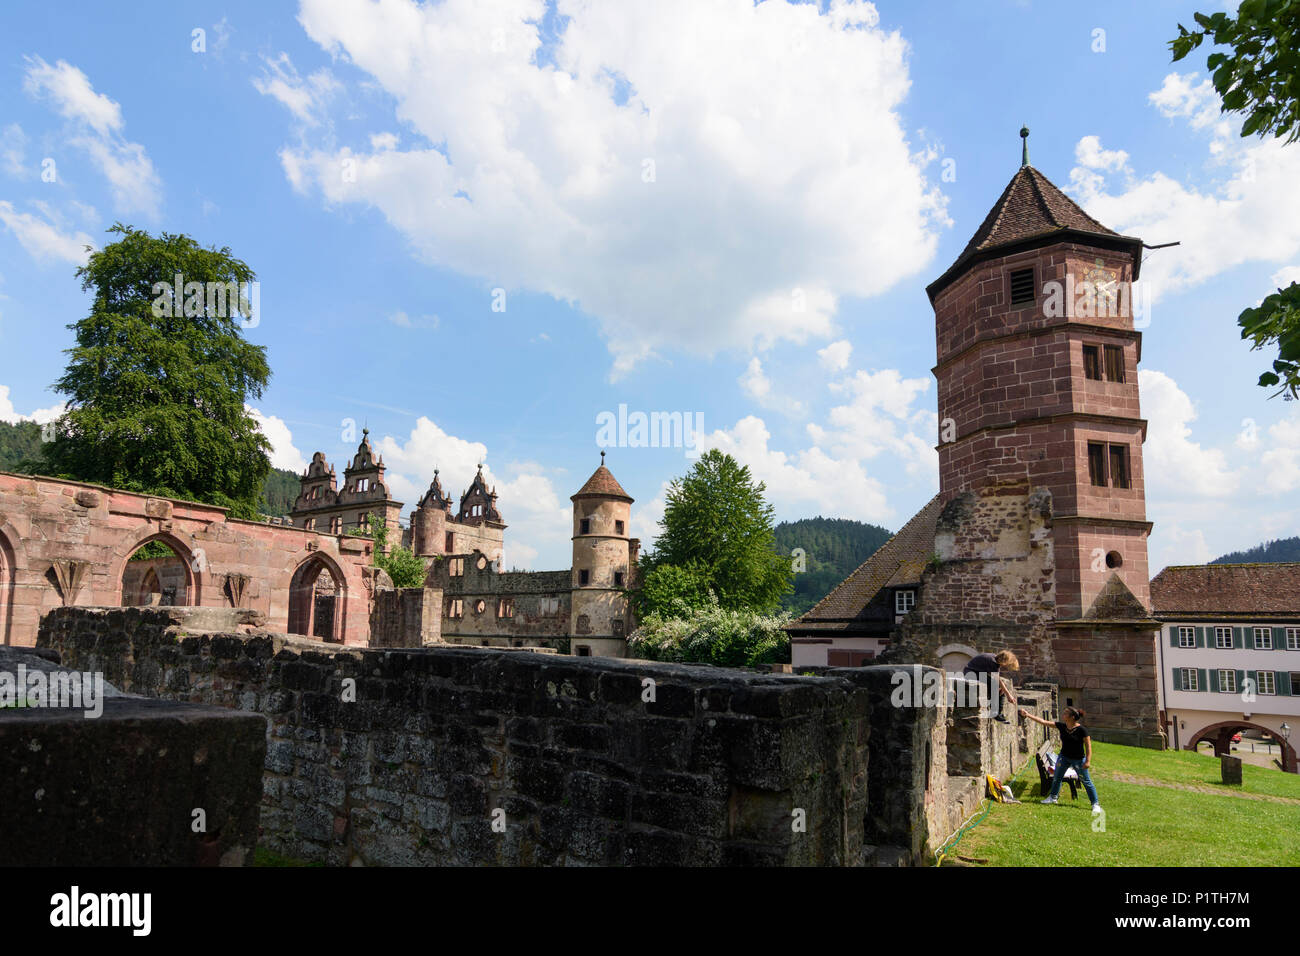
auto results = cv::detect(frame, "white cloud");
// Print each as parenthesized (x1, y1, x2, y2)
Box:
(371, 416, 571, 569)
(1148, 72, 1221, 131)
(1068, 73, 1300, 303)
(0, 201, 94, 264)
(1270, 265, 1300, 288)
(1259, 413, 1300, 494)
(1, 124, 27, 178)
(737, 355, 807, 417)
(22, 56, 162, 217)
(811, 367, 936, 476)
(271, 0, 949, 376)
(1074, 134, 1128, 172)
(247, 406, 309, 472)
(252, 53, 340, 129)
(0, 385, 64, 425)
(1139, 369, 1237, 497)
(817, 339, 852, 372)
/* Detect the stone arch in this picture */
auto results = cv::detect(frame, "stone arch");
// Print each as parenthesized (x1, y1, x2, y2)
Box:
(110, 528, 201, 608)
(1186, 719, 1297, 774)
(0, 521, 23, 646)
(287, 552, 347, 643)
(936, 643, 978, 673)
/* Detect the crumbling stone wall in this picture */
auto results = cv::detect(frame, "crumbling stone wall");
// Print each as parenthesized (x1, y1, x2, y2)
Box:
(40, 606, 1049, 866)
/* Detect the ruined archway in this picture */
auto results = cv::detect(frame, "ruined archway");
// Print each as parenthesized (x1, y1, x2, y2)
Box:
(1187, 720, 1298, 774)
(287, 554, 346, 643)
(120, 534, 194, 607)
(0, 528, 14, 646)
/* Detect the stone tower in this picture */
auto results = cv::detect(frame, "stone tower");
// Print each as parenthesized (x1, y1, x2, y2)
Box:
(569, 452, 635, 657)
(899, 135, 1162, 745)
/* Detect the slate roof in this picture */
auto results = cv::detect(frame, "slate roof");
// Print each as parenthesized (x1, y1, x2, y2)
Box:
(927, 164, 1143, 300)
(785, 495, 941, 634)
(572, 464, 633, 502)
(1150, 563, 1300, 619)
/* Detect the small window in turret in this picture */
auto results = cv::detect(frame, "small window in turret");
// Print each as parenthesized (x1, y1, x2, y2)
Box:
(615, 520, 625, 535)
(580, 518, 591, 534)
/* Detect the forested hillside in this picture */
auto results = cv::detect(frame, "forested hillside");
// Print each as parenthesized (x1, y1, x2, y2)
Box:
(1211, 537, 1300, 564)
(0, 419, 300, 518)
(772, 516, 893, 616)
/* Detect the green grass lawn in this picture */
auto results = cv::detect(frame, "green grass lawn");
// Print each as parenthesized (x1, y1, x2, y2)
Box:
(939, 742, 1300, 867)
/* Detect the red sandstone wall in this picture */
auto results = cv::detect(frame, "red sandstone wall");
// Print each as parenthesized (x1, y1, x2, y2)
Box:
(0, 472, 376, 647)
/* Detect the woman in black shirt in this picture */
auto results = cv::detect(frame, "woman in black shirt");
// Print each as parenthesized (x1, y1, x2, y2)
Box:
(1020, 705, 1101, 813)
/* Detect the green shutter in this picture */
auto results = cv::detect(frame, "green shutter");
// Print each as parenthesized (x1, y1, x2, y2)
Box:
(1169, 628, 1179, 647)
(1274, 627, 1287, 650)
(1172, 669, 1182, 691)
(1238, 670, 1248, 695)
(1209, 669, 1219, 692)
(1232, 627, 1244, 649)
(1195, 627, 1205, 648)
(1280, 671, 1293, 696)
(1197, 668, 1207, 692)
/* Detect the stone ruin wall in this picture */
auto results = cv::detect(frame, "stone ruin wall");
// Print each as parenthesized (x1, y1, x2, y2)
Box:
(39, 606, 1051, 866)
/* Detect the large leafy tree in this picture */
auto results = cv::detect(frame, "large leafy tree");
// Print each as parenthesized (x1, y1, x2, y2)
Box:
(1172, 1, 1300, 398)
(637, 449, 791, 616)
(41, 224, 272, 517)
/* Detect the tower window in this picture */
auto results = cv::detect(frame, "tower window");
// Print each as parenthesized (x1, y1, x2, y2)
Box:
(445, 532, 454, 551)
(615, 520, 625, 535)
(1009, 268, 1035, 305)
(1104, 345, 1125, 382)
(1108, 444, 1130, 488)
(580, 518, 591, 534)
(1082, 345, 1102, 381)
(614, 571, 625, 587)
(579, 569, 589, 586)
(1087, 442, 1107, 486)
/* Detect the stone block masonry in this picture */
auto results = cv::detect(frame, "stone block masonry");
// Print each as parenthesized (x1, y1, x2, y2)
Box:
(40, 606, 1049, 866)
(0, 647, 265, 866)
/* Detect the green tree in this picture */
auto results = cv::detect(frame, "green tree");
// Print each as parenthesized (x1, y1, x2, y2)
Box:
(1172, 2, 1300, 397)
(637, 449, 790, 616)
(349, 513, 428, 588)
(40, 224, 272, 516)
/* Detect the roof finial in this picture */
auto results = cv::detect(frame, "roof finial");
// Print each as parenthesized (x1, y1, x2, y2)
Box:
(1020, 125, 1030, 168)
(600, 450, 606, 465)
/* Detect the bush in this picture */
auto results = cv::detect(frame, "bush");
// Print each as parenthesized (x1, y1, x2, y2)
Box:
(628, 600, 791, 668)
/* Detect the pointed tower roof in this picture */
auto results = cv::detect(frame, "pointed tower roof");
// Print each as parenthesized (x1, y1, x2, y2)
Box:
(927, 162, 1143, 301)
(572, 452, 633, 502)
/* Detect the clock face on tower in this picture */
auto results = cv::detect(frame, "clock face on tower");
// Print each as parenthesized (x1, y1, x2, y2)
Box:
(1083, 257, 1120, 317)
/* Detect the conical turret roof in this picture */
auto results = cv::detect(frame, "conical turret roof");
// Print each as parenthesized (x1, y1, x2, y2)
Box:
(572, 454, 633, 502)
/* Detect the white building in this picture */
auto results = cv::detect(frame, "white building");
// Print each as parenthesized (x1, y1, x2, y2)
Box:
(1151, 563, 1299, 772)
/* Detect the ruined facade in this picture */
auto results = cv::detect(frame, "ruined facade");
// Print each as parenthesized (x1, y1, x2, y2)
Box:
(790, 152, 1163, 746)
(290, 430, 403, 537)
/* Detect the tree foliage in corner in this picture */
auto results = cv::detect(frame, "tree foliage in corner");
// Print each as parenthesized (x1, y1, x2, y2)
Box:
(1172, 1, 1300, 398)
(636, 449, 791, 617)
(40, 224, 273, 516)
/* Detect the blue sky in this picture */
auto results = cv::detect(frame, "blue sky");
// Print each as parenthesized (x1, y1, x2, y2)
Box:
(1, 0, 1297, 571)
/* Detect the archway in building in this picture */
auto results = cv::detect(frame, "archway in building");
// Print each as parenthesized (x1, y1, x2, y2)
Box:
(287, 555, 345, 643)
(937, 643, 977, 674)
(120, 536, 193, 607)
(0, 530, 13, 646)
(1187, 720, 1298, 774)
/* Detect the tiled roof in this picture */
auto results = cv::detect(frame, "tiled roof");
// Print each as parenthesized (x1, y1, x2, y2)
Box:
(790, 495, 941, 625)
(928, 164, 1141, 299)
(1150, 563, 1300, 617)
(572, 465, 633, 502)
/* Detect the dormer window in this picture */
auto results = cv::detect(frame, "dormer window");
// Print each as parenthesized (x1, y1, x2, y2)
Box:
(895, 589, 916, 614)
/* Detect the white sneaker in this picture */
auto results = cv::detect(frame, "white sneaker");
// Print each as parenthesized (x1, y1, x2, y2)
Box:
(1041, 797, 1057, 804)
(1092, 804, 1103, 814)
